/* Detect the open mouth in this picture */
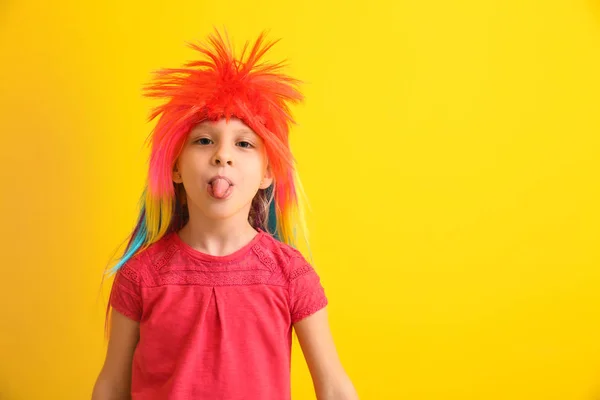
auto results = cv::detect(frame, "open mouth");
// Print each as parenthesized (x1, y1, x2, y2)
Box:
(208, 176, 234, 199)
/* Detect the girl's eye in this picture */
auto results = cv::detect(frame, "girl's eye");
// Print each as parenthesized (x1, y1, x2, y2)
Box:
(237, 141, 254, 149)
(196, 138, 213, 145)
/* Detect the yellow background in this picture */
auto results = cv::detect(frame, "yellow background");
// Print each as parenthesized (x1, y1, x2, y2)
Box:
(1, 0, 599, 399)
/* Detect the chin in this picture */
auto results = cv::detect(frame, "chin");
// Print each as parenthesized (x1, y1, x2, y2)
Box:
(199, 203, 245, 220)
(189, 193, 253, 220)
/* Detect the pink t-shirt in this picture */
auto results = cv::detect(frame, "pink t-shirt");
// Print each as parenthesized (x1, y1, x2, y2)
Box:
(109, 229, 328, 399)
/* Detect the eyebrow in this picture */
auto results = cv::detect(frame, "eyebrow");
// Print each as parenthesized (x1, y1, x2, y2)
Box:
(190, 125, 214, 134)
(235, 128, 256, 135)
(189, 126, 256, 136)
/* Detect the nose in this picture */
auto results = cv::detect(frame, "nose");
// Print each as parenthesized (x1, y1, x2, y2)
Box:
(211, 143, 233, 166)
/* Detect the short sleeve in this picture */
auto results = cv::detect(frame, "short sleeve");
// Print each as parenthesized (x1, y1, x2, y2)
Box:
(288, 255, 328, 324)
(109, 261, 144, 322)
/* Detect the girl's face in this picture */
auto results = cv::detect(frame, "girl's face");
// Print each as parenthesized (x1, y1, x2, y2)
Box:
(173, 118, 273, 223)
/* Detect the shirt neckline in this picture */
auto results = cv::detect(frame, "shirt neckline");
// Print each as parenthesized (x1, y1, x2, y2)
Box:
(170, 228, 266, 263)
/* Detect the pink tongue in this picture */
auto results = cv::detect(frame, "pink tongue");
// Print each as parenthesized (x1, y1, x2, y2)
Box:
(211, 178, 230, 198)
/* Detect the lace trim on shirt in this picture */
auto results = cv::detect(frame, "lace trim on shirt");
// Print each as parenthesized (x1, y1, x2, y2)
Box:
(120, 264, 141, 284)
(289, 257, 313, 281)
(153, 242, 179, 272)
(252, 245, 276, 271)
(151, 269, 274, 287)
(111, 301, 141, 322)
(292, 298, 329, 323)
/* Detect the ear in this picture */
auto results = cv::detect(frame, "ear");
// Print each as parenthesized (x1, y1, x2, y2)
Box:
(259, 164, 274, 190)
(172, 163, 183, 183)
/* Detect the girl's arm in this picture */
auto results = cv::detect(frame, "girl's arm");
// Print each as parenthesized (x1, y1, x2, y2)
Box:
(294, 308, 359, 400)
(92, 310, 140, 400)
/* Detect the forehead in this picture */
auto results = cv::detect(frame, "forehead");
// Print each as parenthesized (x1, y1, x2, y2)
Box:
(191, 117, 256, 135)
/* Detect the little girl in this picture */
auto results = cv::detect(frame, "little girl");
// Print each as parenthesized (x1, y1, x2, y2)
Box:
(92, 30, 358, 400)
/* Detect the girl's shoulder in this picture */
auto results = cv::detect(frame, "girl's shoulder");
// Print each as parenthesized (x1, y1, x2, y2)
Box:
(117, 232, 179, 283)
(256, 232, 316, 282)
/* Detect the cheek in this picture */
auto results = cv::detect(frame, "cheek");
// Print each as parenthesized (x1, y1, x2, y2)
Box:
(179, 151, 205, 173)
(250, 156, 268, 176)
(237, 161, 264, 188)
(256, 149, 270, 172)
